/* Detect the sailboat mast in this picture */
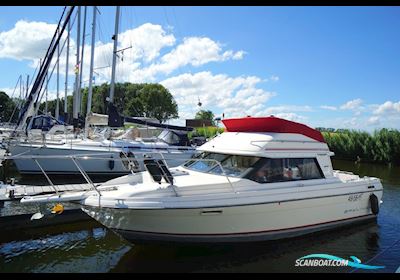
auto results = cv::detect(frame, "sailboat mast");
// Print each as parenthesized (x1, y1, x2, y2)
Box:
(56, 27, 60, 120)
(73, 6, 81, 126)
(45, 71, 48, 114)
(86, 6, 97, 117)
(79, 6, 87, 115)
(85, 6, 97, 138)
(109, 6, 120, 104)
(64, 19, 70, 117)
(26, 74, 29, 99)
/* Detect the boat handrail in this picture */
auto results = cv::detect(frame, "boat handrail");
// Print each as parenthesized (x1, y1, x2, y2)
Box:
(0, 151, 237, 197)
(1, 150, 196, 197)
(2, 152, 195, 161)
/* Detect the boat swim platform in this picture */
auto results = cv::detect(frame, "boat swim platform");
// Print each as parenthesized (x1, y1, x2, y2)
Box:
(0, 183, 94, 202)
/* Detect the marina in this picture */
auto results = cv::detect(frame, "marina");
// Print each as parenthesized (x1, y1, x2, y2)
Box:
(0, 5, 399, 274)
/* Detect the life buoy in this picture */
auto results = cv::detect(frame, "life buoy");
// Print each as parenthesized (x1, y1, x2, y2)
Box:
(370, 194, 379, 215)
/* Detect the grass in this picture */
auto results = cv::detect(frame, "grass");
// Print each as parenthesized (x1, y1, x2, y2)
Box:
(322, 129, 400, 165)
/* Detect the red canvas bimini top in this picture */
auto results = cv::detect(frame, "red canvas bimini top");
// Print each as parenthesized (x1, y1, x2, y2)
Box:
(222, 116, 325, 143)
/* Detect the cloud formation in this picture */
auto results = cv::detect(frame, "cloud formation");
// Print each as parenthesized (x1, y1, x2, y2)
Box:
(373, 101, 400, 115)
(0, 20, 57, 61)
(161, 71, 275, 119)
(340, 98, 363, 110)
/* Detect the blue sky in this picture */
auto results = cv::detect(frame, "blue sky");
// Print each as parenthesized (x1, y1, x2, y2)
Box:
(0, 6, 399, 130)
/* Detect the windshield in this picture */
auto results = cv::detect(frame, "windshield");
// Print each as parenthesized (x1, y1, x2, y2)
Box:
(183, 152, 260, 177)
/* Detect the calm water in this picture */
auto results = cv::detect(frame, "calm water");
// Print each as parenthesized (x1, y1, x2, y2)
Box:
(1, 159, 400, 273)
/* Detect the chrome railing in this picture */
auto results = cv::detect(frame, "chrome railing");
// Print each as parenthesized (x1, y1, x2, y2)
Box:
(0, 151, 237, 198)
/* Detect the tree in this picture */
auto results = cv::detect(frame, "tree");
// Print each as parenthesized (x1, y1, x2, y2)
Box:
(0, 91, 17, 123)
(138, 84, 178, 123)
(195, 109, 215, 126)
(38, 82, 179, 124)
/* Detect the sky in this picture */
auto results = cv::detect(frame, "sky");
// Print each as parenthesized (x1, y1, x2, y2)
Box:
(0, 6, 399, 130)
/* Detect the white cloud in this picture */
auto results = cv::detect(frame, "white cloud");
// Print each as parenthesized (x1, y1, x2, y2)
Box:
(273, 113, 308, 122)
(342, 117, 359, 128)
(373, 101, 400, 115)
(340, 98, 363, 110)
(232, 50, 245, 60)
(0, 20, 57, 61)
(128, 36, 245, 81)
(259, 105, 312, 116)
(118, 23, 176, 63)
(367, 116, 380, 125)
(161, 71, 275, 119)
(0, 21, 245, 85)
(269, 75, 279, 82)
(320, 105, 337, 111)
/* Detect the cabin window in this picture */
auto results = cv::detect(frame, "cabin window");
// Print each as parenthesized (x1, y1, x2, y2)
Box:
(246, 158, 324, 183)
(209, 154, 260, 177)
(183, 152, 260, 177)
(158, 130, 189, 146)
(31, 117, 43, 129)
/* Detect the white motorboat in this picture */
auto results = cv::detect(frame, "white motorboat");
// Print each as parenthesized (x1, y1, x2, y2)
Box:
(20, 116, 383, 243)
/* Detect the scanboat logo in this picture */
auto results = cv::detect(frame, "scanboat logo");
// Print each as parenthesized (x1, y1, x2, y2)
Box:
(295, 254, 385, 270)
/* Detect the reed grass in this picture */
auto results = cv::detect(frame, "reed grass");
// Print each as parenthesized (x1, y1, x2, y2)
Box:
(322, 129, 400, 165)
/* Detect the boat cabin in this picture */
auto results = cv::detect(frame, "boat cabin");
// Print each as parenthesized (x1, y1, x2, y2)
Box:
(182, 117, 334, 182)
(157, 129, 191, 147)
(25, 115, 65, 132)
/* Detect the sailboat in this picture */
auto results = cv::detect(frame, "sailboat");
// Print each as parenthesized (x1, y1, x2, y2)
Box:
(7, 6, 196, 176)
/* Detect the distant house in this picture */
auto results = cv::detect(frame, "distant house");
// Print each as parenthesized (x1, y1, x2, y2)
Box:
(186, 119, 213, 128)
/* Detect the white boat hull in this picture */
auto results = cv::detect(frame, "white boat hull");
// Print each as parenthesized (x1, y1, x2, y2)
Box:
(9, 144, 194, 175)
(81, 190, 382, 243)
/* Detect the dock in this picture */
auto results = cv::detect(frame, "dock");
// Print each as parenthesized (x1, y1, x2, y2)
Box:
(0, 209, 93, 231)
(0, 183, 95, 201)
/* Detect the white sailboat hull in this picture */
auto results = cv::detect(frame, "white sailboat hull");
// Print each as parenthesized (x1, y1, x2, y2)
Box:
(9, 144, 194, 175)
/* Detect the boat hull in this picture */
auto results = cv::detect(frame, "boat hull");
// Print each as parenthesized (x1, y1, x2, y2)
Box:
(9, 144, 194, 175)
(81, 190, 382, 243)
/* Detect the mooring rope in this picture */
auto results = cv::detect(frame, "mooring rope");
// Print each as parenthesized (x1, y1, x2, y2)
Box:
(349, 234, 400, 273)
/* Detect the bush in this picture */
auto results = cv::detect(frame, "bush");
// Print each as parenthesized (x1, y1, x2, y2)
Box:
(188, 127, 225, 139)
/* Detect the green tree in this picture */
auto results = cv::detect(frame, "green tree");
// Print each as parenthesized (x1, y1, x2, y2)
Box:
(137, 84, 178, 123)
(195, 109, 215, 126)
(0, 91, 17, 123)
(39, 82, 179, 124)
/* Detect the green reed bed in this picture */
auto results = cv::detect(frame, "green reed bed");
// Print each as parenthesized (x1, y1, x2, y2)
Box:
(322, 129, 400, 165)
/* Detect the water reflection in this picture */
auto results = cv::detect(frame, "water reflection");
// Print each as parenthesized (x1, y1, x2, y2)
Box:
(109, 221, 383, 273)
(0, 226, 132, 273)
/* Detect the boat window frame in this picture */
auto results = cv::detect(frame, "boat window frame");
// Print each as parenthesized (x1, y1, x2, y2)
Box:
(245, 157, 325, 184)
(183, 152, 261, 178)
